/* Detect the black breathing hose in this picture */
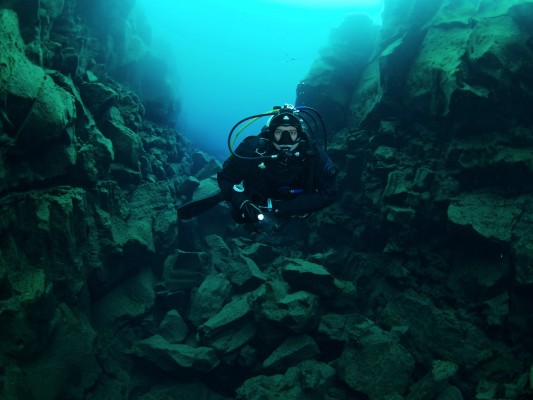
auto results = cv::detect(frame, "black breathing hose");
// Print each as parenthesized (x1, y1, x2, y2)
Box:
(227, 112, 277, 160)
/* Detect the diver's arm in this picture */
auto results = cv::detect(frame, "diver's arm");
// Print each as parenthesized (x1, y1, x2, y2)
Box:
(217, 138, 257, 202)
(217, 156, 244, 200)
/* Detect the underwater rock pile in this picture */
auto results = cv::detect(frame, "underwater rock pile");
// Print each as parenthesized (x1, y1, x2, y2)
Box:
(1, 0, 533, 399)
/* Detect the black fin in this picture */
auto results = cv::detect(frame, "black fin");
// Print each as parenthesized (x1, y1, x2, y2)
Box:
(177, 191, 225, 220)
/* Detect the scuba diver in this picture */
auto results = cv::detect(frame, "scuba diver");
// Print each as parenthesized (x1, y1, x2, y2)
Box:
(217, 104, 337, 227)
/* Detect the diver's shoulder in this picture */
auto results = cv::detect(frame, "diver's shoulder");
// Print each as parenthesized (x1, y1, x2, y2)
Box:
(242, 135, 262, 145)
(233, 135, 263, 156)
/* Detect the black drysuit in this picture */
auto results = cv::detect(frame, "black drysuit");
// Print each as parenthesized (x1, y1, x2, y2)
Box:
(217, 134, 337, 223)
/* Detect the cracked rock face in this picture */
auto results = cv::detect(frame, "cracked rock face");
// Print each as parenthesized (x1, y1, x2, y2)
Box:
(1, 0, 533, 399)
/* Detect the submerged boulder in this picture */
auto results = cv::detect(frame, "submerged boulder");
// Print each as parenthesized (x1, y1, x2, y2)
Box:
(133, 334, 220, 373)
(262, 334, 320, 373)
(335, 318, 415, 399)
(236, 360, 337, 400)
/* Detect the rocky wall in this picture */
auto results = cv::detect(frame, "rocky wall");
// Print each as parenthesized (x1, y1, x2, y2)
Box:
(0, 3, 212, 398)
(300, 0, 533, 398)
(1, 0, 533, 399)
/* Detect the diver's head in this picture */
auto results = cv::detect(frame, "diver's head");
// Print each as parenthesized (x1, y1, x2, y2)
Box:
(267, 111, 303, 147)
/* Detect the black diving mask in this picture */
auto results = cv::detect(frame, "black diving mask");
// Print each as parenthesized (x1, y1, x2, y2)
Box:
(273, 128, 299, 146)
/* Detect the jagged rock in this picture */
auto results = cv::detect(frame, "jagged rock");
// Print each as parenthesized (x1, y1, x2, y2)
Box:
(236, 360, 336, 400)
(436, 386, 464, 400)
(335, 318, 415, 399)
(109, 163, 142, 184)
(198, 295, 253, 341)
(0, 188, 93, 307)
(140, 54, 180, 126)
(226, 255, 266, 291)
(475, 379, 499, 400)
(190, 151, 210, 173)
(511, 201, 533, 285)
(383, 168, 415, 204)
(446, 238, 511, 303)
(138, 382, 232, 400)
(370, 120, 399, 148)
(204, 319, 257, 356)
(405, 22, 470, 118)
(0, 9, 76, 151)
(162, 249, 213, 290)
(133, 334, 220, 373)
(205, 234, 233, 264)
(113, 184, 161, 253)
(297, 14, 379, 132)
(207, 234, 266, 291)
(256, 283, 321, 335)
(282, 259, 357, 309)
(93, 268, 155, 327)
(237, 345, 258, 367)
(380, 289, 497, 371)
(80, 81, 118, 117)
(158, 310, 189, 344)
(406, 360, 459, 400)
(412, 166, 435, 192)
(382, 0, 533, 129)
(463, 10, 533, 121)
(482, 292, 509, 327)
(178, 176, 201, 199)
(191, 150, 222, 180)
(325, 279, 358, 309)
(89, 183, 168, 290)
(197, 294, 257, 355)
(317, 313, 363, 343)
(137, 155, 157, 181)
(0, 9, 79, 192)
(0, 267, 56, 358)
(373, 146, 400, 173)
(430, 172, 461, 202)
(446, 135, 533, 194)
(10, 304, 100, 400)
(262, 334, 319, 373)
(102, 106, 142, 170)
(502, 369, 533, 399)
(188, 273, 232, 327)
(384, 205, 416, 225)
(74, 0, 150, 82)
(116, 90, 145, 132)
(239, 241, 279, 264)
(56, 74, 115, 180)
(346, 57, 382, 128)
(153, 207, 179, 254)
(281, 259, 335, 295)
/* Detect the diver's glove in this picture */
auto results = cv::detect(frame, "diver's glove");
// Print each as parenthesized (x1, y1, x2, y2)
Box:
(230, 191, 249, 210)
(240, 200, 264, 222)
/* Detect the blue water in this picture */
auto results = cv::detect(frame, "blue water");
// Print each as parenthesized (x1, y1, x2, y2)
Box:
(136, 0, 383, 159)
